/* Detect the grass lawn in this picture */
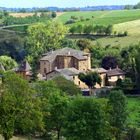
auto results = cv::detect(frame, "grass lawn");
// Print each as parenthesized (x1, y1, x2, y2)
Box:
(127, 97, 140, 127)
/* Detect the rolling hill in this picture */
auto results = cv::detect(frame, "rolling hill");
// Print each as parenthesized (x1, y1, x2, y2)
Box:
(57, 9, 140, 26)
(1, 9, 140, 48)
(57, 9, 140, 47)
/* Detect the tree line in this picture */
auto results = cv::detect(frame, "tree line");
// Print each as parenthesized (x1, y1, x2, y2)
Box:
(124, 2, 140, 10)
(69, 24, 114, 35)
(69, 24, 128, 36)
(0, 11, 57, 26)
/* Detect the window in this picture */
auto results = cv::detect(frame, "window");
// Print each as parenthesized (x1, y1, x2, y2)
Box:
(79, 81, 80, 85)
(44, 68, 47, 73)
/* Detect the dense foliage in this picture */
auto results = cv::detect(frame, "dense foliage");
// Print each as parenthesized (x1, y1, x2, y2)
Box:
(0, 11, 140, 140)
(0, 55, 18, 70)
(26, 21, 68, 62)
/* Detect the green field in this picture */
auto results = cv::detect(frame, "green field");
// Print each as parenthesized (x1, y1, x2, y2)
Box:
(92, 19, 140, 47)
(127, 97, 140, 127)
(1, 9, 140, 47)
(57, 10, 140, 47)
(57, 10, 140, 26)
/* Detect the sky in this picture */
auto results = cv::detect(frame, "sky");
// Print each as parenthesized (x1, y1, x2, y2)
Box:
(0, 0, 140, 8)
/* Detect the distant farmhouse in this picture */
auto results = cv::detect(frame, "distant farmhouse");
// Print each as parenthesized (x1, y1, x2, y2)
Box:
(39, 47, 125, 89)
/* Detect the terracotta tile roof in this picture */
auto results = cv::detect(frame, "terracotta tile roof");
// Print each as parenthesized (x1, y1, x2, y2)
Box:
(40, 47, 89, 62)
(107, 68, 126, 77)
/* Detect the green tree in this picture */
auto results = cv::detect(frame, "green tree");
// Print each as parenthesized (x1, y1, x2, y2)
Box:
(94, 25, 106, 35)
(117, 78, 133, 89)
(0, 55, 18, 70)
(35, 80, 69, 140)
(133, 2, 140, 9)
(51, 11, 57, 18)
(134, 47, 140, 88)
(69, 26, 77, 34)
(26, 21, 68, 60)
(108, 90, 127, 140)
(76, 39, 92, 50)
(105, 25, 113, 35)
(64, 97, 110, 140)
(61, 38, 78, 49)
(75, 24, 83, 34)
(53, 76, 82, 96)
(78, 72, 101, 95)
(83, 25, 94, 34)
(0, 72, 43, 140)
(124, 5, 133, 10)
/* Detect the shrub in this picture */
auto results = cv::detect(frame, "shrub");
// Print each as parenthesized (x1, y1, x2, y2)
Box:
(65, 19, 76, 24)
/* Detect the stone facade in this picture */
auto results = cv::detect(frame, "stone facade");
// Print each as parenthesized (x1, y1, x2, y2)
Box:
(39, 48, 125, 89)
(40, 47, 91, 76)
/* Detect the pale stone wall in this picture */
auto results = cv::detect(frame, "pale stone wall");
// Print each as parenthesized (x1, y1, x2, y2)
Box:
(78, 59, 89, 71)
(55, 56, 79, 69)
(95, 73, 106, 88)
(85, 54, 91, 70)
(73, 75, 88, 89)
(40, 51, 92, 81)
(108, 75, 125, 86)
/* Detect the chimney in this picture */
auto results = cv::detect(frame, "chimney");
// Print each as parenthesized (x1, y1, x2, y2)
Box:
(109, 67, 111, 70)
(68, 51, 70, 55)
(55, 67, 57, 70)
(116, 65, 119, 69)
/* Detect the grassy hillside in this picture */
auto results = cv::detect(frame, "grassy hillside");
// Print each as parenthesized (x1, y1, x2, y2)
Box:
(91, 19, 140, 47)
(2, 9, 140, 48)
(57, 9, 140, 47)
(114, 19, 140, 36)
(127, 97, 140, 127)
(57, 10, 140, 26)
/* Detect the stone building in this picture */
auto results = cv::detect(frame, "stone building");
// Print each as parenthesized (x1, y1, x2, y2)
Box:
(46, 67, 88, 89)
(40, 47, 91, 76)
(39, 47, 125, 89)
(106, 67, 126, 86)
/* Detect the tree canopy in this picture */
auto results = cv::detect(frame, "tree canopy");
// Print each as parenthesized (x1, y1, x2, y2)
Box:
(0, 72, 43, 140)
(108, 90, 127, 140)
(64, 97, 110, 140)
(26, 21, 68, 61)
(0, 56, 18, 70)
(79, 72, 101, 89)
